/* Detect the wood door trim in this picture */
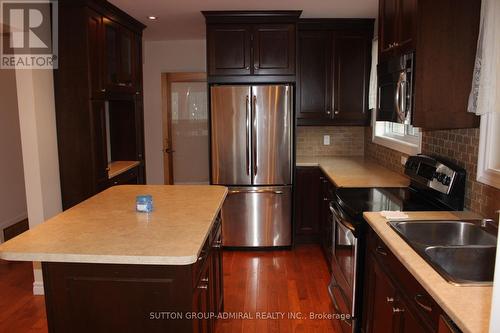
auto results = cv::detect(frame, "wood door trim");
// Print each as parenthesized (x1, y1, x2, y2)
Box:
(161, 72, 207, 184)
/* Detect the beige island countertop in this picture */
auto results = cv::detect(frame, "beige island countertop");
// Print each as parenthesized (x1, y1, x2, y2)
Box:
(364, 211, 492, 333)
(0, 185, 227, 266)
(296, 156, 410, 188)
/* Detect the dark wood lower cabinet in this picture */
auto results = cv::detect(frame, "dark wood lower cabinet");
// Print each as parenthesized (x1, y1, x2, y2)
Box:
(294, 167, 322, 243)
(42, 217, 223, 333)
(293, 167, 335, 268)
(362, 227, 447, 333)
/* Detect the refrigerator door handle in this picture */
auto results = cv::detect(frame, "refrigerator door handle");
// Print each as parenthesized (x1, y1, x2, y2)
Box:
(252, 95, 258, 176)
(228, 189, 284, 195)
(245, 95, 250, 176)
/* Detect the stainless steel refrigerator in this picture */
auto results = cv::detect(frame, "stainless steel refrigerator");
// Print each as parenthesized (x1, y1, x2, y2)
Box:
(210, 85, 293, 247)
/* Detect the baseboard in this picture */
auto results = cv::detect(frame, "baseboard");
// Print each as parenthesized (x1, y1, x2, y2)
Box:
(33, 281, 45, 295)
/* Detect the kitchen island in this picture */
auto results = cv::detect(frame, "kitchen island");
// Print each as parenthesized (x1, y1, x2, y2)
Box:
(0, 185, 227, 333)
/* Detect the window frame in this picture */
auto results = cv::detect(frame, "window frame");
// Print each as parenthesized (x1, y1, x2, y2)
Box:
(371, 109, 422, 155)
(477, 112, 500, 189)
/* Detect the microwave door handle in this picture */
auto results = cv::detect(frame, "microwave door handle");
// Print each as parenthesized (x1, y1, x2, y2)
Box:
(395, 73, 405, 122)
(401, 73, 408, 122)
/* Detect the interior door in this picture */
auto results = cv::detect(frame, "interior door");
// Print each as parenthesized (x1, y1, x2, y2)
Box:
(251, 85, 292, 185)
(211, 85, 252, 185)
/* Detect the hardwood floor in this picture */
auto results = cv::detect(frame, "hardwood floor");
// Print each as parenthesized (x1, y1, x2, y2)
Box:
(217, 245, 338, 333)
(0, 245, 338, 333)
(0, 260, 47, 333)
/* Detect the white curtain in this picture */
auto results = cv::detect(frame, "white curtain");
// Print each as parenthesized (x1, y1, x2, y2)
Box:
(368, 38, 378, 110)
(468, 0, 500, 115)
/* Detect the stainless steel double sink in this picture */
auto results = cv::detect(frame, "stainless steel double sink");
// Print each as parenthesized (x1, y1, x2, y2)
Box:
(388, 220, 498, 286)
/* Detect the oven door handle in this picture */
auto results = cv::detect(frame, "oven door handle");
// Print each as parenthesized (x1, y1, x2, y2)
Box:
(330, 203, 356, 233)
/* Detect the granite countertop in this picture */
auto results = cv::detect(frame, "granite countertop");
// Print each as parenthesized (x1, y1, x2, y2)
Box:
(363, 211, 492, 333)
(0, 185, 227, 266)
(296, 156, 410, 188)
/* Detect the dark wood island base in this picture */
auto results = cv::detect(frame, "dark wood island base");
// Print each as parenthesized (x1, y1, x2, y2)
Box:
(41, 218, 223, 333)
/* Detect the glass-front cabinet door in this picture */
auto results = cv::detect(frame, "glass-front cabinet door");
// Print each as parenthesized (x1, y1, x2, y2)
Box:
(103, 18, 136, 92)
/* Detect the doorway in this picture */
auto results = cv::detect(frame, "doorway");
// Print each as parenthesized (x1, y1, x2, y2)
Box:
(161, 73, 209, 185)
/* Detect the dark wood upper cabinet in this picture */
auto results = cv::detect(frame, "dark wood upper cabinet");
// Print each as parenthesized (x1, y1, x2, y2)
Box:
(207, 24, 252, 76)
(203, 11, 301, 81)
(55, 0, 146, 210)
(103, 18, 138, 93)
(379, 0, 398, 56)
(253, 24, 295, 75)
(297, 30, 331, 121)
(297, 20, 373, 126)
(379, 0, 416, 59)
(378, 0, 480, 129)
(332, 31, 370, 125)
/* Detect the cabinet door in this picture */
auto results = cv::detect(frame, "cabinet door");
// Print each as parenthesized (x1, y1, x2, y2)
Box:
(193, 263, 211, 333)
(396, 0, 417, 52)
(294, 167, 321, 243)
(103, 19, 137, 92)
(90, 101, 109, 189)
(86, 10, 103, 98)
(319, 176, 333, 267)
(207, 24, 252, 76)
(395, 297, 432, 333)
(364, 255, 397, 333)
(211, 219, 223, 315)
(379, 0, 398, 57)
(297, 30, 332, 121)
(332, 32, 369, 125)
(118, 28, 136, 88)
(103, 18, 120, 89)
(253, 24, 295, 75)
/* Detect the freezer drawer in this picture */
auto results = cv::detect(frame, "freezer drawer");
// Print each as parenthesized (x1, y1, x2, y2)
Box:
(221, 186, 292, 247)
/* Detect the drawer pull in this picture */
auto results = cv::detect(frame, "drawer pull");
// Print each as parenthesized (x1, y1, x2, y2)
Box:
(392, 307, 405, 313)
(414, 294, 433, 312)
(213, 240, 222, 249)
(376, 246, 388, 256)
(386, 297, 395, 303)
(198, 284, 208, 290)
(201, 277, 209, 283)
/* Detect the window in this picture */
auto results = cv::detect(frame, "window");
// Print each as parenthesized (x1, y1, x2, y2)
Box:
(477, 112, 500, 189)
(371, 109, 422, 155)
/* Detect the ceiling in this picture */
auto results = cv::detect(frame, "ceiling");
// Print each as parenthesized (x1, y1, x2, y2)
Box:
(109, 0, 378, 41)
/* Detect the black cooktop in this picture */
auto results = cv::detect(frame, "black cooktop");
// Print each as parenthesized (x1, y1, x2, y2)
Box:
(335, 187, 445, 221)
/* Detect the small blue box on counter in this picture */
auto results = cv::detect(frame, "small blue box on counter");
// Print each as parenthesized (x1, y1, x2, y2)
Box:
(136, 195, 153, 213)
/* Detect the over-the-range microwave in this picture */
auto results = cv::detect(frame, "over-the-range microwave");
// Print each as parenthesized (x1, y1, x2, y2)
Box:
(377, 52, 415, 124)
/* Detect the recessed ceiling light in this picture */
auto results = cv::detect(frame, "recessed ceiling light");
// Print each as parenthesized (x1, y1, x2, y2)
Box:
(148, 16, 157, 20)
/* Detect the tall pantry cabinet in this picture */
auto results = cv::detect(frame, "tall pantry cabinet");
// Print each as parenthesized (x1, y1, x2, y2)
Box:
(54, 0, 146, 210)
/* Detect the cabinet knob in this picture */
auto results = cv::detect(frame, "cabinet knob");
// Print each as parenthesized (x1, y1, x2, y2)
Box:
(101, 89, 106, 93)
(326, 110, 331, 115)
(254, 65, 259, 70)
(334, 110, 340, 115)
(136, 91, 140, 95)
(245, 66, 250, 70)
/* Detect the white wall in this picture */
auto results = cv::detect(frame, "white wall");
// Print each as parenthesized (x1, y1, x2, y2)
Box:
(143, 39, 206, 184)
(0, 69, 27, 242)
(15, 68, 62, 295)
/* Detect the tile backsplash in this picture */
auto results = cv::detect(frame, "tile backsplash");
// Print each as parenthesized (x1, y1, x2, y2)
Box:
(365, 127, 500, 220)
(297, 126, 364, 157)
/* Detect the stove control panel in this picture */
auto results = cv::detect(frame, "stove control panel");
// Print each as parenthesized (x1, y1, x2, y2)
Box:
(404, 155, 463, 195)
